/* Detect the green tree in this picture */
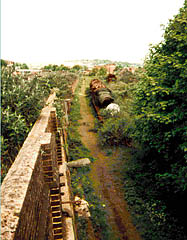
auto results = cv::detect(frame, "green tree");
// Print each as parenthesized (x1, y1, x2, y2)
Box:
(59, 64, 70, 71)
(89, 67, 98, 76)
(20, 63, 29, 69)
(131, 0, 187, 225)
(43, 64, 58, 71)
(71, 64, 82, 72)
(114, 65, 123, 73)
(98, 67, 107, 76)
(82, 65, 88, 71)
(1, 59, 7, 67)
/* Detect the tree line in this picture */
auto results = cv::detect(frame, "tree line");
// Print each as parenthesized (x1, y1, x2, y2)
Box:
(95, 1, 186, 238)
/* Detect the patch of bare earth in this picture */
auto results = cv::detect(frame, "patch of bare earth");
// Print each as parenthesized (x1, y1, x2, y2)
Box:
(78, 78, 142, 240)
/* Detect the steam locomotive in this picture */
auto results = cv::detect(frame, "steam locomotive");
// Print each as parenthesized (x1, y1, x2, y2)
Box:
(90, 79, 120, 120)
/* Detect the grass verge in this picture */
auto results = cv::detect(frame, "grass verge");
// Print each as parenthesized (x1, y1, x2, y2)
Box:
(67, 77, 112, 239)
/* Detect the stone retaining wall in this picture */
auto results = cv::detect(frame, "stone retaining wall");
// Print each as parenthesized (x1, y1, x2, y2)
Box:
(1, 93, 67, 240)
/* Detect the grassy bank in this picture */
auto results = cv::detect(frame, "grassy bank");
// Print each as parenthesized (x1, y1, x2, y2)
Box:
(66, 77, 112, 239)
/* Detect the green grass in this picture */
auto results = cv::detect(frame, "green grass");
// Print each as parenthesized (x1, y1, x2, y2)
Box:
(66, 77, 113, 239)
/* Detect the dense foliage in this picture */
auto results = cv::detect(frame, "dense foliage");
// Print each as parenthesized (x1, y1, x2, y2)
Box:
(43, 63, 85, 73)
(89, 66, 108, 77)
(15, 62, 29, 69)
(94, 2, 187, 238)
(1, 2, 186, 238)
(43, 64, 70, 71)
(1, 65, 51, 180)
(1, 64, 77, 181)
(131, 0, 187, 216)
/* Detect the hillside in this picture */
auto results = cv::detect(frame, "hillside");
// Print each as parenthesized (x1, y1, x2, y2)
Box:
(63, 59, 142, 68)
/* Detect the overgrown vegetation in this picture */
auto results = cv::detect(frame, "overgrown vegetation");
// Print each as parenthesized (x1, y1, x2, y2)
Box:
(1, 63, 77, 181)
(43, 63, 85, 73)
(1, 2, 186, 239)
(92, 2, 187, 239)
(67, 81, 112, 239)
(130, 2, 187, 235)
(1, 65, 50, 180)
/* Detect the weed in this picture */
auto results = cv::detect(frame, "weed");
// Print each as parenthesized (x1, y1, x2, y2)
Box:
(67, 79, 113, 239)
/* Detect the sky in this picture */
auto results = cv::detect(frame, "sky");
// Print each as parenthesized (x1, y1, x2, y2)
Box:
(1, 0, 185, 65)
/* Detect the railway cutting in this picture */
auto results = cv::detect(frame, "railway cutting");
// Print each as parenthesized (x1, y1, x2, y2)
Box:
(78, 77, 142, 240)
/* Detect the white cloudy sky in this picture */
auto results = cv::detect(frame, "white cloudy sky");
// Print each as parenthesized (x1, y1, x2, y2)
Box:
(1, 0, 185, 65)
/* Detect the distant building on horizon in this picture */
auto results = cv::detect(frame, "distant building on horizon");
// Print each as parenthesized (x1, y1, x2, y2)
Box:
(93, 63, 116, 74)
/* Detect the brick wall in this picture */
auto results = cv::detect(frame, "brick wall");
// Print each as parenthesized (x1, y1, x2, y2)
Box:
(1, 94, 57, 240)
(13, 145, 51, 240)
(1, 92, 76, 240)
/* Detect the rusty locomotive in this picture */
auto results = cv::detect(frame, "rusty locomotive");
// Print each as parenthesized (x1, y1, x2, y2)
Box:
(90, 79, 114, 108)
(90, 79, 120, 121)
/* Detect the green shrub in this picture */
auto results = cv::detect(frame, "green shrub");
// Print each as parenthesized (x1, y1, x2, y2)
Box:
(131, 1, 187, 199)
(1, 66, 77, 181)
(98, 113, 132, 146)
(1, 66, 51, 180)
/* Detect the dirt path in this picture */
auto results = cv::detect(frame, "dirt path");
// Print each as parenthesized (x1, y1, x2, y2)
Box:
(78, 78, 142, 240)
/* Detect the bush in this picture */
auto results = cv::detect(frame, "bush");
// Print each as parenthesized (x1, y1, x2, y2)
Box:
(128, 1, 187, 235)
(1, 65, 52, 179)
(1, 65, 77, 181)
(98, 116, 132, 146)
(131, 1, 187, 196)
